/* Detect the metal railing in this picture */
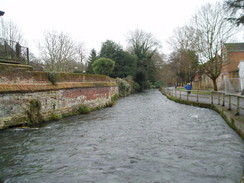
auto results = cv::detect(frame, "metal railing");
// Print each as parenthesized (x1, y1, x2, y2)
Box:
(162, 88, 244, 116)
(0, 38, 29, 64)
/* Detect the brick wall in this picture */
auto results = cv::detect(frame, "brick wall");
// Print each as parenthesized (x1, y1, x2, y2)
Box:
(0, 67, 118, 129)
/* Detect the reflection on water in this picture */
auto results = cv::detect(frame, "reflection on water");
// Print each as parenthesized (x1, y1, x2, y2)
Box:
(0, 90, 243, 183)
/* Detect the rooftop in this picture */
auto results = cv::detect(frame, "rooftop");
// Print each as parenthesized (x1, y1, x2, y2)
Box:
(224, 43, 244, 52)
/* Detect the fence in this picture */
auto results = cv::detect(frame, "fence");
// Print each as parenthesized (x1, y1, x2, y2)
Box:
(162, 87, 244, 116)
(0, 38, 29, 64)
(221, 78, 244, 94)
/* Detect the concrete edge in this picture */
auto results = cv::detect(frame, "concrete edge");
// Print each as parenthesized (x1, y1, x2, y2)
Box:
(160, 90, 244, 140)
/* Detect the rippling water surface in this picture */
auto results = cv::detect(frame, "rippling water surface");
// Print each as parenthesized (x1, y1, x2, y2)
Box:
(0, 90, 243, 183)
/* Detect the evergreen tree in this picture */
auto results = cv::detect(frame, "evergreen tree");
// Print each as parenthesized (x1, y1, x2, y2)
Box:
(126, 29, 161, 90)
(86, 49, 98, 74)
(99, 40, 137, 78)
(225, 0, 244, 26)
(92, 57, 115, 75)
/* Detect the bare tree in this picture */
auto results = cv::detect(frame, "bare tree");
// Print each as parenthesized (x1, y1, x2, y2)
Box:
(168, 26, 198, 51)
(191, 2, 236, 91)
(39, 31, 85, 72)
(0, 19, 24, 44)
(126, 29, 161, 60)
(167, 26, 199, 86)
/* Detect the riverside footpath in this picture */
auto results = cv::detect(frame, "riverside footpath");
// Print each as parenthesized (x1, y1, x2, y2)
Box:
(160, 87, 244, 140)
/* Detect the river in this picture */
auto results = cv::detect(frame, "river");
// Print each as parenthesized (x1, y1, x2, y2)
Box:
(0, 90, 243, 183)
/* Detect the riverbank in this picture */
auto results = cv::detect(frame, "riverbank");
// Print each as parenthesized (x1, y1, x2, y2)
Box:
(0, 63, 118, 129)
(160, 88, 244, 139)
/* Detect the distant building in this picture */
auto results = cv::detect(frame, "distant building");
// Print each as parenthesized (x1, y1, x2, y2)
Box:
(192, 43, 244, 92)
(221, 43, 244, 79)
(217, 43, 244, 92)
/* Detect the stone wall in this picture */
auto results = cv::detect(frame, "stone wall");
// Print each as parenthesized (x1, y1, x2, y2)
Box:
(0, 65, 118, 129)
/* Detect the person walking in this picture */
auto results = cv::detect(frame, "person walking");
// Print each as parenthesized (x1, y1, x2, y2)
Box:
(185, 83, 192, 94)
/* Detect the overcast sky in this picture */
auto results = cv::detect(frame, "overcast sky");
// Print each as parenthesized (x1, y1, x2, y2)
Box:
(1, 0, 243, 57)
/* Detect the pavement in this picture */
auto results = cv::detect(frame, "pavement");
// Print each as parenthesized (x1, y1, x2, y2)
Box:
(167, 88, 244, 116)
(160, 87, 244, 139)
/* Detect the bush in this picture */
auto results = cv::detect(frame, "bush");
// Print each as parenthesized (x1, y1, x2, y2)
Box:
(78, 105, 91, 114)
(49, 111, 62, 121)
(117, 78, 131, 97)
(154, 80, 164, 88)
(92, 57, 115, 75)
(124, 76, 140, 93)
(48, 72, 59, 85)
(108, 94, 119, 107)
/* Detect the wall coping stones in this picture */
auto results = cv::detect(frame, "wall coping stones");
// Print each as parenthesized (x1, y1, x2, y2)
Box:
(0, 82, 117, 93)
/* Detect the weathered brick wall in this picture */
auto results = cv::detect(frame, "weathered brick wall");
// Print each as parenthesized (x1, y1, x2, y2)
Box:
(0, 67, 118, 129)
(0, 86, 118, 129)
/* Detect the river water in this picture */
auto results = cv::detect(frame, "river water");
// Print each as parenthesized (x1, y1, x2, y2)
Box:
(0, 90, 243, 183)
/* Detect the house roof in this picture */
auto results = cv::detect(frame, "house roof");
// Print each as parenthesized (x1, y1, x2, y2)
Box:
(224, 43, 244, 52)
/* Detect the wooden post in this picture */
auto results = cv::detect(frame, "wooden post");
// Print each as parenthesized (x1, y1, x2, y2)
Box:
(222, 93, 225, 106)
(236, 96, 240, 115)
(218, 93, 220, 105)
(228, 95, 231, 110)
(26, 47, 29, 65)
(197, 90, 199, 102)
(180, 90, 181, 99)
(211, 92, 213, 105)
(187, 92, 189, 101)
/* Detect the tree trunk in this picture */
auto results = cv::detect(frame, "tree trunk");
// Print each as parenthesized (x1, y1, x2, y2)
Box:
(212, 78, 218, 91)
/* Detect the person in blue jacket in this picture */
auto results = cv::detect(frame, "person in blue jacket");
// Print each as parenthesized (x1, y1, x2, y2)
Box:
(185, 83, 192, 94)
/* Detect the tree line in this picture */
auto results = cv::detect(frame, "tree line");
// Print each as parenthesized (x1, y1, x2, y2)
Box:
(162, 0, 243, 91)
(86, 30, 163, 91)
(1, 0, 243, 91)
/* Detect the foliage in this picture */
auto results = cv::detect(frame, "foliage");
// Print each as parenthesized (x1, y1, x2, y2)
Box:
(49, 112, 62, 121)
(27, 99, 42, 124)
(134, 69, 147, 91)
(86, 49, 98, 74)
(126, 29, 160, 60)
(168, 49, 199, 85)
(78, 105, 91, 114)
(111, 94, 119, 103)
(225, 0, 244, 26)
(124, 76, 140, 93)
(92, 57, 115, 75)
(99, 40, 137, 78)
(117, 78, 132, 97)
(108, 94, 119, 107)
(126, 29, 161, 90)
(154, 80, 164, 88)
(48, 72, 59, 85)
(100, 40, 123, 58)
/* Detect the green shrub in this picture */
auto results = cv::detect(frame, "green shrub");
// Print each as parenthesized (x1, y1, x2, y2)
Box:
(48, 72, 59, 85)
(154, 80, 164, 88)
(117, 78, 131, 97)
(92, 57, 115, 75)
(107, 94, 119, 107)
(49, 111, 62, 121)
(78, 105, 91, 114)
